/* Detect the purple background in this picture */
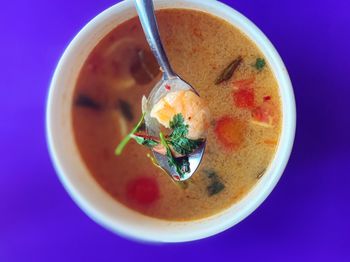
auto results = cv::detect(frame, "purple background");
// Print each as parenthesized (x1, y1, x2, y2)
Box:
(1, 0, 349, 261)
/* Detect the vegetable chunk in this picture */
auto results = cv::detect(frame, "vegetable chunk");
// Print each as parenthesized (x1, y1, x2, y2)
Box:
(214, 116, 246, 150)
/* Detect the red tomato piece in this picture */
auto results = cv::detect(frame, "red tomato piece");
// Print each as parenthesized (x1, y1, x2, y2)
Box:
(252, 106, 269, 123)
(126, 177, 159, 205)
(251, 101, 277, 127)
(214, 116, 246, 150)
(233, 88, 255, 108)
(232, 78, 256, 109)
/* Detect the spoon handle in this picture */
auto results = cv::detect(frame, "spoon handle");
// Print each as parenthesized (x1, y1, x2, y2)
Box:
(134, 0, 176, 80)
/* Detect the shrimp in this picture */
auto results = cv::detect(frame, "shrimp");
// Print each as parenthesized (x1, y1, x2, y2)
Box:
(150, 90, 210, 139)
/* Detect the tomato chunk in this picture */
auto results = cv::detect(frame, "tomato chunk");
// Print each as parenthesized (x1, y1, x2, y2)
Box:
(251, 101, 277, 127)
(126, 177, 159, 205)
(233, 88, 255, 108)
(232, 78, 255, 109)
(214, 116, 246, 150)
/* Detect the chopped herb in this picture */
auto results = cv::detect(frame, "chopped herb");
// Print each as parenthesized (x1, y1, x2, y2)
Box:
(215, 56, 243, 85)
(169, 114, 188, 137)
(256, 168, 266, 179)
(160, 132, 188, 177)
(168, 114, 203, 155)
(254, 58, 266, 71)
(75, 94, 101, 110)
(131, 133, 159, 148)
(207, 180, 225, 196)
(178, 157, 190, 173)
(160, 114, 204, 177)
(115, 113, 145, 155)
(203, 169, 225, 196)
(203, 169, 217, 179)
(117, 99, 134, 121)
(169, 137, 203, 156)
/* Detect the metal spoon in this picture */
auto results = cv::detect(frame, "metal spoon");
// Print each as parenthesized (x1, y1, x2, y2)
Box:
(134, 0, 206, 181)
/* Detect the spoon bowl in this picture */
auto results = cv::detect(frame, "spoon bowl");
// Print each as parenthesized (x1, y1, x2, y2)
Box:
(143, 77, 205, 181)
(134, 0, 206, 181)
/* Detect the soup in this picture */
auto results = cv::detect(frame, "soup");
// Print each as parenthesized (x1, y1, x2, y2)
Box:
(72, 9, 281, 221)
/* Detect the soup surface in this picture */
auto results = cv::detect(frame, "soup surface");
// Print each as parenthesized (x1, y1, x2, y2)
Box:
(72, 9, 281, 221)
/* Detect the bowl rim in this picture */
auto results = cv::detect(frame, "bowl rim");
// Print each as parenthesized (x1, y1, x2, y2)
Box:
(46, 0, 296, 242)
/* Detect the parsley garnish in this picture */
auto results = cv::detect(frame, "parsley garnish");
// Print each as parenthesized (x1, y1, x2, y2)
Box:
(207, 180, 225, 196)
(131, 134, 159, 148)
(254, 58, 266, 71)
(160, 114, 202, 177)
(160, 132, 189, 177)
(168, 114, 203, 155)
(203, 170, 225, 196)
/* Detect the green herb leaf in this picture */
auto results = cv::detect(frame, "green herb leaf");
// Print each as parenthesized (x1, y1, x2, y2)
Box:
(215, 56, 243, 85)
(203, 169, 217, 179)
(169, 137, 203, 156)
(160, 132, 185, 177)
(131, 134, 159, 148)
(159, 132, 192, 178)
(178, 157, 190, 174)
(168, 113, 203, 155)
(207, 180, 225, 196)
(204, 170, 225, 196)
(254, 58, 266, 71)
(115, 113, 145, 155)
(169, 113, 188, 137)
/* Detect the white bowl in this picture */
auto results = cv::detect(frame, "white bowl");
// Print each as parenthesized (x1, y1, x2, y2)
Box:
(46, 0, 296, 242)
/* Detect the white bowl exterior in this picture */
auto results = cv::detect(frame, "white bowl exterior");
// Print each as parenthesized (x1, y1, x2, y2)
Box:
(46, 0, 296, 242)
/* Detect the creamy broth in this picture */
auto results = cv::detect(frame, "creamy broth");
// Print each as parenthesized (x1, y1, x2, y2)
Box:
(72, 9, 281, 221)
